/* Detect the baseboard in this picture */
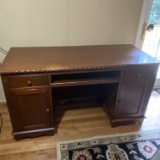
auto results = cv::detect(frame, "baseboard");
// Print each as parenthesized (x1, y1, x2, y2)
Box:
(0, 100, 6, 103)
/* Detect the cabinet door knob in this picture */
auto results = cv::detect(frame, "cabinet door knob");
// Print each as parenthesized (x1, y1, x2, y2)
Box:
(118, 100, 123, 104)
(137, 73, 142, 78)
(27, 80, 32, 86)
(46, 108, 50, 112)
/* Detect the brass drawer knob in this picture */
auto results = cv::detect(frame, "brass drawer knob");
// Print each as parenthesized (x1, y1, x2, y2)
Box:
(46, 108, 50, 112)
(27, 80, 32, 86)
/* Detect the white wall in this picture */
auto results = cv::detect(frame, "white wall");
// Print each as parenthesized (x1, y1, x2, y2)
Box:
(0, 0, 143, 101)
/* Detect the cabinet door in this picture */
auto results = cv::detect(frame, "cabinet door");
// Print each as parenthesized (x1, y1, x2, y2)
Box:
(9, 86, 52, 132)
(115, 64, 158, 118)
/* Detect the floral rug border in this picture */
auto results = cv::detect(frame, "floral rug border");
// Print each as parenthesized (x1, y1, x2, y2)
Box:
(57, 131, 160, 160)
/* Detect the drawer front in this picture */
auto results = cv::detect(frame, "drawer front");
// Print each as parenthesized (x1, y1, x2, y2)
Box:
(8, 75, 49, 88)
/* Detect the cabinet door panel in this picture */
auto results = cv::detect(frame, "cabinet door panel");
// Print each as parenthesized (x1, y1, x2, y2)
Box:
(10, 86, 52, 132)
(116, 82, 146, 118)
(116, 64, 158, 119)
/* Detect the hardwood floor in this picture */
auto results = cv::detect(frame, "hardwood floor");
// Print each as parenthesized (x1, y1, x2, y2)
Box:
(0, 90, 160, 159)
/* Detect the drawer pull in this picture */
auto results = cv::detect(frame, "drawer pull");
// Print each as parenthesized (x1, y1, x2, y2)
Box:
(27, 80, 32, 86)
(46, 108, 50, 112)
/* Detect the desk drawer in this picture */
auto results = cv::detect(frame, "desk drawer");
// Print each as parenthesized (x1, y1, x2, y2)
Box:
(8, 75, 49, 88)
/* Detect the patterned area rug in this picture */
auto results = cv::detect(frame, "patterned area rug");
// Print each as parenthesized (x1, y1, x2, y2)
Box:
(57, 132, 160, 160)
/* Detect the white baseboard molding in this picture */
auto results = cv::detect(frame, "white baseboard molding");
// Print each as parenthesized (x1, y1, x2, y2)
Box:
(0, 100, 6, 103)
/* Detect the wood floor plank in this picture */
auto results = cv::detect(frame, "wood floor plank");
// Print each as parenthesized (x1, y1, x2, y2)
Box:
(0, 148, 57, 160)
(0, 90, 160, 159)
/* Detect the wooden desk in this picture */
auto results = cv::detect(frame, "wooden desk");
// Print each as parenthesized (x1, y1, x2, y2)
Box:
(0, 44, 159, 140)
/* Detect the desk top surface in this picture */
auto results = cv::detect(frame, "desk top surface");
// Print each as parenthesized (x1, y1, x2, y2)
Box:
(0, 44, 159, 75)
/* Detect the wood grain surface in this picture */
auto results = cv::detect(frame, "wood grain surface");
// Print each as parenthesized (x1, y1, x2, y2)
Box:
(0, 44, 159, 74)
